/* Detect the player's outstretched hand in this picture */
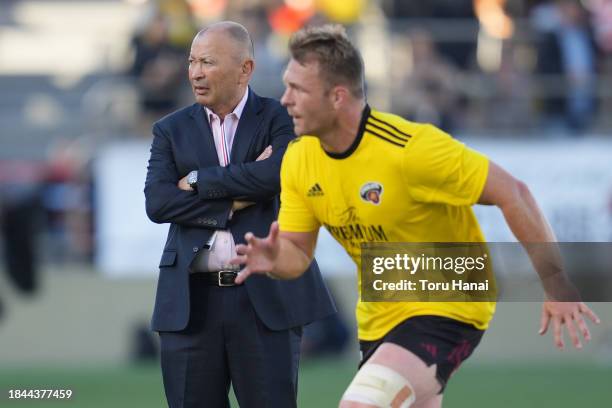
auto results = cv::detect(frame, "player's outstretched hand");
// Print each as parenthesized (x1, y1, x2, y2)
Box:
(539, 301, 601, 349)
(232, 222, 280, 284)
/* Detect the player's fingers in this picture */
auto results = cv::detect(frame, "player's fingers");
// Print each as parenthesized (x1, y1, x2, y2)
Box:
(573, 310, 591, 343)
(579, 303, 601, 324)
(235, 244, 249, 255)
(553, 316, 564, 349)
(564, 314, 582, 349)
(235, 267, 251, 284)
(244, 232, 259, 246)
(539, 307, 550, 335)
(268, 221, 279, 243)
(229, 255, 247, 265)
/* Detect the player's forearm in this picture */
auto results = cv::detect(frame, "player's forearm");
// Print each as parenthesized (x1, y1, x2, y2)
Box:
(500, 181, 576, 299)
(268, 237, 312, 280)
(500, 180, 556, 243)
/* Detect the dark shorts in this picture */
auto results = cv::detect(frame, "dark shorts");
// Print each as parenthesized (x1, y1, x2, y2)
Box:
(359, 315, 485, 393)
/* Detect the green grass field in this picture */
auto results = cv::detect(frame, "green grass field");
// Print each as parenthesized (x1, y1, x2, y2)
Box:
(1, 360, 610, 407)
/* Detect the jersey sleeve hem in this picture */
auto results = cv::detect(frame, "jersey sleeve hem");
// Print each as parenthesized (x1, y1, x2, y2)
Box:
(469, 154, 489, 204)
(278, 221, 321, 233)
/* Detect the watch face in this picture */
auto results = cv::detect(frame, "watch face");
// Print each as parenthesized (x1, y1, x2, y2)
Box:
(189, 171, 198, 186)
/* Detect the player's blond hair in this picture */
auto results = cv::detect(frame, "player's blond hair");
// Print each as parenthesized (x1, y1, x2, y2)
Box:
(289, 24, 365, 98)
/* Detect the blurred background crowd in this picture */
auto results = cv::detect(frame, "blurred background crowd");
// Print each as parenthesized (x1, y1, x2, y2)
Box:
(1, 0, 611, 276)
(0, 0, 611, 385)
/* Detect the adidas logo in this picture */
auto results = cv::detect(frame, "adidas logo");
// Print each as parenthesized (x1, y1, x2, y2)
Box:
(307, 183, 324, 197)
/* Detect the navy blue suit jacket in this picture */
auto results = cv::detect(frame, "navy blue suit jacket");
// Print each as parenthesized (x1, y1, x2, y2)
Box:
(144, 90, 335, 332)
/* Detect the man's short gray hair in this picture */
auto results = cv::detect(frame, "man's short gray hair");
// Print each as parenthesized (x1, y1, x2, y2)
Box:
(196, 21, 254, 60)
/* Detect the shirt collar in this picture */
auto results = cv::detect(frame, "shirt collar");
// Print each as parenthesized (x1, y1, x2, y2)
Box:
(205, 87, 249, 122)
(324, 104, 370, 160)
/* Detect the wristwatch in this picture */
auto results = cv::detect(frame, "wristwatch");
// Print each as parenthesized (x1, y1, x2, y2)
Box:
(187, 170, 198, 191)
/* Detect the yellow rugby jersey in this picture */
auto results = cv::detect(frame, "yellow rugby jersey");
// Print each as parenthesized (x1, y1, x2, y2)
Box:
(279, 106, 496, 341)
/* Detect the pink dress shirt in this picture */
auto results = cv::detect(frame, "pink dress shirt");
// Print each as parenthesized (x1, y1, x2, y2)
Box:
(191, 88, 249, 273)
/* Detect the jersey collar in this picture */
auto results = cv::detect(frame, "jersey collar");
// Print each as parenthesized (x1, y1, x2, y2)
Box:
(324, 104, 370, 160)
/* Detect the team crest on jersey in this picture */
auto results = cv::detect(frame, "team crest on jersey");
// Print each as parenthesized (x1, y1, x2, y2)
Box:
(360, 182, 383, 205)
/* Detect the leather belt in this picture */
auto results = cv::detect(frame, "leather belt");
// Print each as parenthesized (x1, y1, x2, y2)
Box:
(199, 270, 239, 287)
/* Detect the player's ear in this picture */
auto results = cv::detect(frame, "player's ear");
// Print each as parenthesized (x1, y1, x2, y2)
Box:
(331, 86, 349, 110)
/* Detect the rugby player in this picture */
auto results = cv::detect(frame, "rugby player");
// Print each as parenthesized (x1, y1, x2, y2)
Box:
(231, 24, 600, 408)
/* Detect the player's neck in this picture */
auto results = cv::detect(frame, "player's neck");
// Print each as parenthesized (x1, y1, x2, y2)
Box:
(319, 102, 366, 154)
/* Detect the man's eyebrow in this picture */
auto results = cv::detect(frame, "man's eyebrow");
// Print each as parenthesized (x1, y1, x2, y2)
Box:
(286, 80, 301, 89)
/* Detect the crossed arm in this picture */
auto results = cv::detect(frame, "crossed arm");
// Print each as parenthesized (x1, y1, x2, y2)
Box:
(144, 122, 232, 228)
(177, 146, 273, 211)
(145, 110, 293, 227)
(232, 161, 600, 349)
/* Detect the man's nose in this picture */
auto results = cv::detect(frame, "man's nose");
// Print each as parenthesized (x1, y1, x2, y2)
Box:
(190, 64, 204, 80)
(280, 89, 291, 107)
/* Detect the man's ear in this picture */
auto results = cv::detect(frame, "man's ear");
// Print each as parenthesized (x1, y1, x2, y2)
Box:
(242, 59, 255, 77)
(331, 86, 350, 110)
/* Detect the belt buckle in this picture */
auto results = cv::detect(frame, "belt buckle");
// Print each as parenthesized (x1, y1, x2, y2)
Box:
(218, 270, 237, 287)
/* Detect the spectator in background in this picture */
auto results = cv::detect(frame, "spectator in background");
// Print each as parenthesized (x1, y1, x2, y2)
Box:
(589, 0, 612, 127)
(383, 0, 477, 68)
(533, 0, 598, 132)
(239, 7, 288, 98)
(129, 13, 187, 126)
(0, 161, 43, 316)
(391, 29, 461, 131)
(155, 0, 197, 50)
(489, 42, 535, 131)
(590, 0, 612, 55)
(1, 187, 41, 294)
(43, 140, 94, 263)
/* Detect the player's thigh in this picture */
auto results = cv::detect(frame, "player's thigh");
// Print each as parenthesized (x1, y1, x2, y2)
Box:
(338, 388, 442, 408)
(340, 342, 440, 407)
(368, 342, 441, 401)
(339, 401, 378, 408)
(413, 394, 443, 408)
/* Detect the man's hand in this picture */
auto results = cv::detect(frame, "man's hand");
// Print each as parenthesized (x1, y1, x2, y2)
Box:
(177, 174, 193, 191)
(229, 146, 272, 212)
(257, 145, 272, 161)
(232, 200, 255, 212)
(232, 222, 280, 284)
(539, 301, 600, 349)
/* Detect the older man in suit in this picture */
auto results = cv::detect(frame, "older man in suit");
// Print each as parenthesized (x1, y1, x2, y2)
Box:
(144, 21, 335, 408)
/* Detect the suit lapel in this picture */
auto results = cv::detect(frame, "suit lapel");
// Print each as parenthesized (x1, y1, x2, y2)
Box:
(231, 89, 264, 164)
(189, 104, 220, 167)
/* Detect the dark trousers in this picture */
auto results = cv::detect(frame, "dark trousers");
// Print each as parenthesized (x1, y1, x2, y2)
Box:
(159, 274, 302, 408)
